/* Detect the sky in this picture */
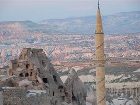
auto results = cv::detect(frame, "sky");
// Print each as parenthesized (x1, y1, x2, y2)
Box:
(0, 0, 140, 22)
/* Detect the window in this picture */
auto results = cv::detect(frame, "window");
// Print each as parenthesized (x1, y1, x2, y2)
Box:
(25, 73, 29, 77)
(53, 75, 57, 82)
(30, 72, 32, 76)
(42, 60, 46, 67)
(26, 64, 30, 69)
(72, 93, 76, 101)
(42, 78, 48, 83)
(53, 91, 54, 96)
(19, 73, 24, 77)
(58, 86, 63, 92)
(37, 68, 40, 73)
(36, 80, 39, 83)
(58, 85, 63, 89)
(65, 92, 68, 97)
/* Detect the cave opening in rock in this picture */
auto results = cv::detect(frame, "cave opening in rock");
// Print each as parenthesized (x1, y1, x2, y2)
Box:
(42, 78, 48, 83)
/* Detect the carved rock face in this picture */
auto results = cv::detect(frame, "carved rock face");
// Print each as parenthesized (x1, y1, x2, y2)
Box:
(6, 48, 65, 99)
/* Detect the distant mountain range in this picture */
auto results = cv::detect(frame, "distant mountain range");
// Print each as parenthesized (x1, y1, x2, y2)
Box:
(0, 11, 140, 36)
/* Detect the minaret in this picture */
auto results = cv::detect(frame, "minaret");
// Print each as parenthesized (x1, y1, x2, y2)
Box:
(95, 0, 106, 105)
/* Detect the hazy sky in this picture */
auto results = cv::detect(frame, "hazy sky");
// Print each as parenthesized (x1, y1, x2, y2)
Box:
(0, 0, 140, 22)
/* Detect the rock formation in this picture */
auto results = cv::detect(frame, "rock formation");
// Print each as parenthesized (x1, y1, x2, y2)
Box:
(0, 48, 65, 105)
(0, 48, 88, 105)
(65, 69, 87, 105)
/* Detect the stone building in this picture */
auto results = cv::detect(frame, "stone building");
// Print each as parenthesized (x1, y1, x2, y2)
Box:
(0, 48, 66, 105)
(64, 69, 87, 105)
(1, 87, 51, 105)
(106, 82, 140, 98)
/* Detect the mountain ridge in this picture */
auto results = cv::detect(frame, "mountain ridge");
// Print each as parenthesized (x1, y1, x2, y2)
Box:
(0, 11, 140, 36)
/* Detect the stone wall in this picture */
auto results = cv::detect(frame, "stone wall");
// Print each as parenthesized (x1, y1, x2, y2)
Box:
(2, 88, 61, 105)
(0, 91, 3, 105)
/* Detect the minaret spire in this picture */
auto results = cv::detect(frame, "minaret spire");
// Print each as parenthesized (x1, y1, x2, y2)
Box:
(95, 0, 106, 105)
(98, 0, 100, 9)
(95, 0, 103, 34)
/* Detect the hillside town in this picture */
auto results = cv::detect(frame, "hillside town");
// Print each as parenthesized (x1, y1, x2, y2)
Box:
(0, 34, 140, 67)
(0, 48, 140, 105)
